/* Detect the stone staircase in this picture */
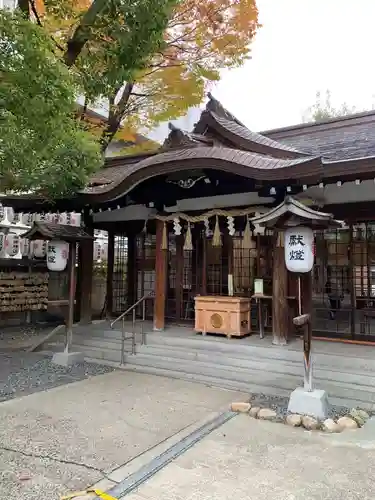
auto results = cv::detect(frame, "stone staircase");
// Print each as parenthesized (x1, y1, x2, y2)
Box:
(44, 321, 375, 410)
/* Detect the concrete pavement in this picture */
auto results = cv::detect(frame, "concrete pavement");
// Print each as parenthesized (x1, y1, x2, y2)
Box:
(125, 416, 375, 500)
(0, 370, 246, 499)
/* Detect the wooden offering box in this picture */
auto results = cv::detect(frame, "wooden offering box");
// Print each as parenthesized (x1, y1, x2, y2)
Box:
(194, 296, 251, 338)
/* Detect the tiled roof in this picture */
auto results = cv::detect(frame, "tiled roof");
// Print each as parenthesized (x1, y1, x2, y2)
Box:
(193, 94, 309, 159)
(262, 111, 375, 161)
(81, 146, 321, 197)
(207, 112, 309, 158)
(22, 223, 93, 242)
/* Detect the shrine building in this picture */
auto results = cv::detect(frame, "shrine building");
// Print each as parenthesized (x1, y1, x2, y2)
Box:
(4, 94, 375, 343)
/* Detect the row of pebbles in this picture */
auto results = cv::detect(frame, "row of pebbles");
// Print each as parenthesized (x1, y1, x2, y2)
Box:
(231, 398, 372, 433)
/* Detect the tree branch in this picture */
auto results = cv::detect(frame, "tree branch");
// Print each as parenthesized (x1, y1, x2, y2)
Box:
(64, 0, 108, 67)
(100, 82, 134, 152)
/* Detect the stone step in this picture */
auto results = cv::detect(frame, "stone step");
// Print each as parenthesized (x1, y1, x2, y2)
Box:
(138, 344, 375, 388)
(143, 334, 375, 372)
(126, 352, 375, 407)
(71, 343, 125, 363)
(119, 362, 373, 411)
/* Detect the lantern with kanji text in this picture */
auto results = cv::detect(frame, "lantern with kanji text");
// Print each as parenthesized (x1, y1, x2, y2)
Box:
(47, 240, 69, 271)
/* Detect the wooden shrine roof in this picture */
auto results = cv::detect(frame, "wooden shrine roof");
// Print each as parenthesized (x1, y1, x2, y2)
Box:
(22, 222, 94, 242)
(3, 96, 375, 212)
(262, 110, 375, 161)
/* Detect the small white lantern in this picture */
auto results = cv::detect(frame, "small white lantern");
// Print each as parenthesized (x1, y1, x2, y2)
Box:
(22, 213, 33, 226)
(58, 212, 68, 225)
(69, 212, 81, 227)
(20, 238, 31, 257)
(0, 232, 8, 258)
(6, 233, 22, 259)
(32, 239, 47, 258)
(47, 240, 69, 271)
(0, 206, 12, 227)
(35, 213, 47, 223)
(284, 226, 314, 273)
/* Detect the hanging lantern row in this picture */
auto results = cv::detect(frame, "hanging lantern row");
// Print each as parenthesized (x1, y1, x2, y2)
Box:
(0, 233, 108, 264)
(0, 206, 82, 228)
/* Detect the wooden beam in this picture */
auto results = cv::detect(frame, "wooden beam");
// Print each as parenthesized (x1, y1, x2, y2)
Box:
(272, 231, 288, 345)
(127, 233, 137, 308)
(175, 235, 184, 321)
(153, 220, 168, 330)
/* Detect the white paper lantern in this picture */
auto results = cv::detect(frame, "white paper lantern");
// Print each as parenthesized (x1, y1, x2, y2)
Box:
(0, 206, 12, 227)
(20, 238, 31, 257)
(35, 213, 47, 223)
(0, 232, 8, 258)
(47, 240, 69, 271)
(32, 239, 47, 258)
(13, 212, 22, 225)
(284, 226, 314, 273)
(58, 212, 68, 225)
(6, 233, 22, 259)
(70, 212, 81, 227)
(22, 213, 33, 226)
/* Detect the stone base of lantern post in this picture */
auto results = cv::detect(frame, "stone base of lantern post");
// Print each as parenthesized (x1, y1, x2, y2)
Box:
(287, 387, 329, 420)
(52, 351, 84, 367)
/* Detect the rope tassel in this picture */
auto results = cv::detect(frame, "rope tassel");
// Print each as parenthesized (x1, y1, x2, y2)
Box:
(212, 216, 222, 247)
(242, 216, 252, 249)
(183, 222, 193, 250)
(161, 222, 168, 250)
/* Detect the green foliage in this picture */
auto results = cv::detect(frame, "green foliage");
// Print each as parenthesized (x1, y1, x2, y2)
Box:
(303, 90, 358, 123)
(0, 10, 101, 198)
(72, 0, 179, 100)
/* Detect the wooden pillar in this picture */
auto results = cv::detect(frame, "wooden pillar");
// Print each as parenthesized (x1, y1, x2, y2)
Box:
(272, 230, 289, 345)
(301, 269, 313, 390)
(127, 232, 136, 308)
(105, 230, 115, 317)
(78, 212, 94, 324)
(202, 236, 207, 295)
(153, 220, 168, 330)
(175, 235, 184, 321)
(65, 241, 77, 350)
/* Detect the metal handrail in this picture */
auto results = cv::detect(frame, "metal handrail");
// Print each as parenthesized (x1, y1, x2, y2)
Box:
(111, 291, 154, 364)
(110, 291, 153, 328)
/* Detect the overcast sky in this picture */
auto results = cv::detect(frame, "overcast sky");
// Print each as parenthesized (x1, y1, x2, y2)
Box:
(214, 0, 375, 131)
(150, 0, 375, 141)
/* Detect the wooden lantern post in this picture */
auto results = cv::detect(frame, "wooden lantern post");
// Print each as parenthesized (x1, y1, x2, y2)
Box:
(251, 197, 340, 418)
(22, 221, 94, 366)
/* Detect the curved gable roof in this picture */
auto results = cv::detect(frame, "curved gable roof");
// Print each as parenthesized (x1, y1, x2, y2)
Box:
(193, 94, 310, 159)
(80, 146, 322, 202)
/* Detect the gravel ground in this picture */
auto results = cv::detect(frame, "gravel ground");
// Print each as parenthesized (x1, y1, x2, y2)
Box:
(249, 392, 367, 419)
(0, 352, 114, 402)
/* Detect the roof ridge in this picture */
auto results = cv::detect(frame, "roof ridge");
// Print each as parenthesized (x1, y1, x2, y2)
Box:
(206, 92, 245, 127)
(261, 109, 375, 136)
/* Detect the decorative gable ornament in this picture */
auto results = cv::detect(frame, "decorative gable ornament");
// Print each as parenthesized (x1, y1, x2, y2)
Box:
(284, 226, 314, 273)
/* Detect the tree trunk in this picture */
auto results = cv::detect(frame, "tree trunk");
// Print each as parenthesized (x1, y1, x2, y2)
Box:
(64, 0, 108, 67)
(100, 83, 134, 152)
